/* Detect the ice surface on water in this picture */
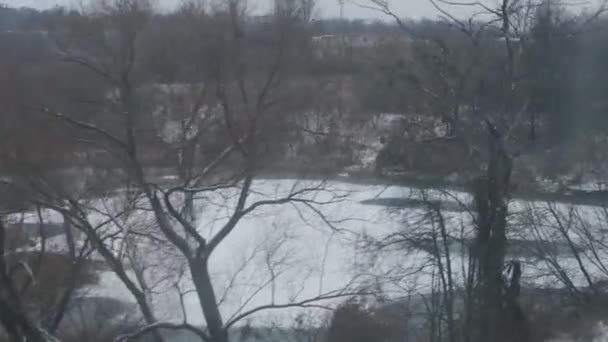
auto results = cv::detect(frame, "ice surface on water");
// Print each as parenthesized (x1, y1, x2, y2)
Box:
(12, 179, 608, 331)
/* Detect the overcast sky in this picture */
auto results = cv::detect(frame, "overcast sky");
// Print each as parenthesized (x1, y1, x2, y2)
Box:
(0, 0, 494, 19)
(2, 0, 602, 20)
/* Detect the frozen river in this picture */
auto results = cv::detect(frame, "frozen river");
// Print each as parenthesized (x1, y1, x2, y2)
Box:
(13, 178, 608, 337)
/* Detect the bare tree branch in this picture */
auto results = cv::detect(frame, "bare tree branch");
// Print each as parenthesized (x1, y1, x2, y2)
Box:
(115, 322, 209, 342)
(224, 290, 369, 329)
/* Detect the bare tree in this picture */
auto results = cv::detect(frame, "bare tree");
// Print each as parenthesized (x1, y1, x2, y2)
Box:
(355, 1, 604, 341)
(0, 1, 371, 342)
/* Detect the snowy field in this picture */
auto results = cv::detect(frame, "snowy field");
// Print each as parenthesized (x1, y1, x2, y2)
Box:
(11, 179, 608, 339)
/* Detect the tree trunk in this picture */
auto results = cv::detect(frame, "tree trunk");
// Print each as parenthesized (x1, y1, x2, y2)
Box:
(189, 256, 227, 342)
(529, 112, 537, 141)
(472, 127, 513, 342)
(436, 208, 456, 342)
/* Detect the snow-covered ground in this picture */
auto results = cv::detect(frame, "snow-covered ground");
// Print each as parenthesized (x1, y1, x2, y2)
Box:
(96, 180, 421, 326)
(11, 179, 608, 340)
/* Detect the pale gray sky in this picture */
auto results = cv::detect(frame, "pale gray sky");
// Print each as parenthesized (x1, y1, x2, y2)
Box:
(2, 0, 602, 19)
(0, 0, 479, 19)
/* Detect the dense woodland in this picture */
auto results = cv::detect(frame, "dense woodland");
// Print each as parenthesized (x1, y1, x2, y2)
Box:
(2, 0, 608, 341)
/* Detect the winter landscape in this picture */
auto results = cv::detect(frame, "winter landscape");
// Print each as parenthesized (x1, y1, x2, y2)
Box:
(3, 0, 608, 341)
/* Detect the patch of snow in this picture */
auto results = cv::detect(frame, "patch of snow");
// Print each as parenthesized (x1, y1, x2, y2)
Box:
(568, 181, 607, 192)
